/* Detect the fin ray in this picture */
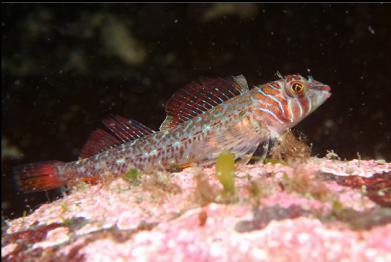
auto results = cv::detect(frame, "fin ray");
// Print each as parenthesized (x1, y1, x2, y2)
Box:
(102, 115, 154, 142)
(80, 115, 154, 159)
(160, 75, 249, 130)
(14, 161, 65, 192)
(79, 129, 120, 159)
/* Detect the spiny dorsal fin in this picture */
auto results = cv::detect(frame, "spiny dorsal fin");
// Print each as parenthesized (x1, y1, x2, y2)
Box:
(232, 74, 249, 92)
(159, 115, 175, 131)
(80, 115, 154, 159)
(160, 75, 249, 130)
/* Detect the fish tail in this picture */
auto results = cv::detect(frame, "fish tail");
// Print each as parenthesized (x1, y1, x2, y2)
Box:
(13, 160, 66, 192)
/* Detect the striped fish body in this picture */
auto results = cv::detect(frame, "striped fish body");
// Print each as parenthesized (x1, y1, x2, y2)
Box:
(14, 74, 331, 192)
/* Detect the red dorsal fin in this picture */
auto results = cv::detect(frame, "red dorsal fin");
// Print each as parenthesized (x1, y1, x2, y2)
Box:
(160, 75, 249, 130)
(80, 115, 154, 159)
(102, 115, 154, 142)
(79, 129, 120, 159)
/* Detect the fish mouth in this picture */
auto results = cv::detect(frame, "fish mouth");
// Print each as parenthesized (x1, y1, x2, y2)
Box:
(312, 84, 332, 98)
(321, 85, 331, 98)
(312, 84, 331, 92)
(309, 84, 332, 103)
(320, 85, 331, 92)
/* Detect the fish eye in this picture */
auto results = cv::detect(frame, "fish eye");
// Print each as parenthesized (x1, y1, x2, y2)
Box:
(290, 82, 305, 95)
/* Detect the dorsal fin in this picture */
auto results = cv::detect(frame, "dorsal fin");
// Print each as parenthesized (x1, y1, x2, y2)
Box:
(159, 115, 176, 131)
(80, 115, 154, 159)
(102, 115, 154, 142)
(160, 75, 249, 130)
(79, 129, 120, 159)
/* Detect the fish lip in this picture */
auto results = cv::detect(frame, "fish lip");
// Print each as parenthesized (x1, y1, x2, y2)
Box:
(324, 91, 332, 99)
(312, 84, 331, 93)
(322, 85, 331, 92)
(311, 84, 331, 101)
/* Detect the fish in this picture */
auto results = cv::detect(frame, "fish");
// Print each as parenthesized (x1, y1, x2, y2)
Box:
(13, 73, 331, 192)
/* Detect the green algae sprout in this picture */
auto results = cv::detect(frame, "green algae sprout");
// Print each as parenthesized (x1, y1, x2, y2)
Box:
(216, 151, 236, 194)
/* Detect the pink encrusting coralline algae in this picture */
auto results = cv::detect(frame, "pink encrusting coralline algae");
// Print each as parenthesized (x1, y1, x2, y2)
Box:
(13, 74, 331, 192)
(2, 158, 391, 261)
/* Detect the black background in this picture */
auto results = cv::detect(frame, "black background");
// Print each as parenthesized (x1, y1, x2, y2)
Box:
(2, 3, 390, 219)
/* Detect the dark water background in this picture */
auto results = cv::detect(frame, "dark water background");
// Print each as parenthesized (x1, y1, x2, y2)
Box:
(2, 3, 390, 219)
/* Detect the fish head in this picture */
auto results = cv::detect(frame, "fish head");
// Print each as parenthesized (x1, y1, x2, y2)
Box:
(253, 74, 331, 129)
(281, 74, 331, 126)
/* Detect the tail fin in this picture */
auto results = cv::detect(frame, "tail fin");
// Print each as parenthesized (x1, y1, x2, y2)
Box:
(13, 161, 66, 192)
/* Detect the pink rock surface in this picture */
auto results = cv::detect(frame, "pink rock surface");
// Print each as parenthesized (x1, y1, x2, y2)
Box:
(2, 158, 391, 261)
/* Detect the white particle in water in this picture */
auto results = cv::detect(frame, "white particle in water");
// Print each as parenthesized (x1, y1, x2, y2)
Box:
(368, 26, 375, 35)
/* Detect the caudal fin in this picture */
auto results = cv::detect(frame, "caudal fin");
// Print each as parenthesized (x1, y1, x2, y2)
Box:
(13, 161, 66, 192)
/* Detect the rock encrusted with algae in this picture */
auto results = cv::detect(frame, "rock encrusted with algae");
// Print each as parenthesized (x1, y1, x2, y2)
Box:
(2, 158, 391, 261)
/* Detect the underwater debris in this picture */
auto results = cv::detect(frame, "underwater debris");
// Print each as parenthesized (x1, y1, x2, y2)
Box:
(141, 171, 182, 196)
(325, 149, 341, 160)
(235, 205, 307, 233)
(325, 206, 391, 231)
(198, 209, 208, 227)
(246, 174, 280, 208)
(282, 167, 333, 202)
(193, 168, 219, 206)
(270, 130, 311, 163)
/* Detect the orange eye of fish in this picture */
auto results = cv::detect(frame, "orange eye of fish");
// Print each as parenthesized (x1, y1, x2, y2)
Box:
(290, 82, 305, 95)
